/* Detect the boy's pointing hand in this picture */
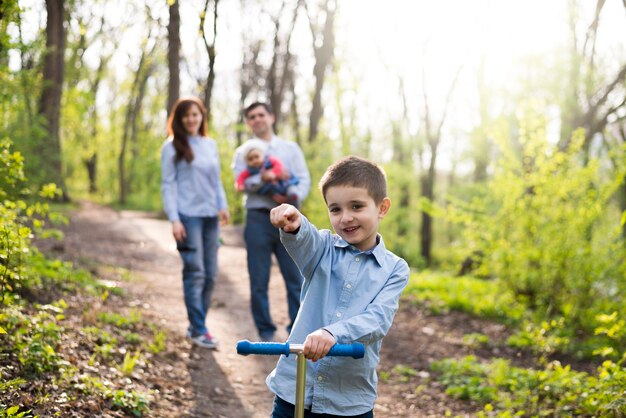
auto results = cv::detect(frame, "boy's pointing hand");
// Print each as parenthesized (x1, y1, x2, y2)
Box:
(270, 204, 302, 232)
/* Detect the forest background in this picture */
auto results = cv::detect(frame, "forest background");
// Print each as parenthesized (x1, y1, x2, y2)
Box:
(2, 0, 626, 416)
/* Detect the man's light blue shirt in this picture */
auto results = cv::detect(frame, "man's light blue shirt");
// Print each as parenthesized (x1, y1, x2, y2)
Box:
(161, 136, 228, 222)
(231, 135, 310, 209)
(266, 216, 410, 415)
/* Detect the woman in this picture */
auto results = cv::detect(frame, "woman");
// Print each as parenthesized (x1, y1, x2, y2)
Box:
(161, 96, 229, 349)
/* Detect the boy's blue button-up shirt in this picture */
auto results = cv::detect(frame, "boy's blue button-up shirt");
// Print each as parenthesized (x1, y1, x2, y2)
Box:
(161, 136, 228, 222)
(266, 216, 410, 415)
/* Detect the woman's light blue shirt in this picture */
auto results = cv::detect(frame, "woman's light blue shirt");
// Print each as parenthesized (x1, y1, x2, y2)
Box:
(266, 216, 410, 415)
(160, 136, 228, 222)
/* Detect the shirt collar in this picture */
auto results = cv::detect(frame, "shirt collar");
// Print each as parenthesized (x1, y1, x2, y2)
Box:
(333, 234, 385, 266)
(252, 135, 277, 148)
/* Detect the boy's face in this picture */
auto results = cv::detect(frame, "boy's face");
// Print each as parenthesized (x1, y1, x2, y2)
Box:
(325, 185, 390, 252)
(245, 149, 264, 168)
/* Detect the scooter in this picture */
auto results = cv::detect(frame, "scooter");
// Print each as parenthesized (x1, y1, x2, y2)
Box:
(237, 340, 365, 418)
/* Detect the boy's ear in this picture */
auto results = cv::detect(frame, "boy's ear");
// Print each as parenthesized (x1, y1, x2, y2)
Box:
(378, 197, 391, 218)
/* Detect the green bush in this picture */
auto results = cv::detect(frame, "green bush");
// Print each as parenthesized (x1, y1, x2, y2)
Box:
(404, 271, 525, 323)
(432, 355, 626, 416)
(445, 111, 626, 345)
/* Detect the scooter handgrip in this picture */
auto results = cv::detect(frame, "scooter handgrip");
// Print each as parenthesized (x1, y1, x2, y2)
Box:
(236, 340, 290, 356)
(328, 343, 365, 359)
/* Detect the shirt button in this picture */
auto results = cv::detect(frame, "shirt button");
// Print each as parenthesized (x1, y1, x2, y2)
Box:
(317, 376, 323, 381)
(336, 312, 342, 317)
(346, 284, 352, 289)
(355, 257, 360, 262)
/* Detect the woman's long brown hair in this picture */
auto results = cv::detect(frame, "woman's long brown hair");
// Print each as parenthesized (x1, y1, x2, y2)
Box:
(166, 97, 208, 163)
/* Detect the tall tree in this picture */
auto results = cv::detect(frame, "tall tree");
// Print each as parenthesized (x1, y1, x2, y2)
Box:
(559, 0, 626, 155)
(305, 0, 335, 142)
(38, 0, 67, 196)
(418, 65, 462, 265)
(119, 33, 157, 204)
(167, 0, 180, 115)
(199, 0, 219, 125)
(237, 38, 263, 145)
(267, 0, 300, 130)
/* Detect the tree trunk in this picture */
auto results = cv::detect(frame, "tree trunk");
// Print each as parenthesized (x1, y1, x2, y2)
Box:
(119, 42, 154, 204)
(85, 54, 107, 194)
(85, 154, 97, 193)
(306, 0, 335, 142)
(267, 0, 300, 131)
(418, 65, 462, 265)
(167, 0, 180, 115)
(420, 141, 437, 263)
(38, 0, 66, 197)
(201, 0, 219, 125)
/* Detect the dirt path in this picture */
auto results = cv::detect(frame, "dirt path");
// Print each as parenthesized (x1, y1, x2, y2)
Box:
(58, 202, 292, 417)
(58, 201, 512, 417)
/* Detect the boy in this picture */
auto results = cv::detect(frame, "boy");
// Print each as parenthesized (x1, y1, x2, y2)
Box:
(235, 138, 299, 204)
(268, 156, 410, 417)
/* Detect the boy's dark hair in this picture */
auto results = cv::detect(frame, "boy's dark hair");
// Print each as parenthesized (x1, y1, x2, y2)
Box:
(319, 156, 387, 203)
(244, 102, 273, 118)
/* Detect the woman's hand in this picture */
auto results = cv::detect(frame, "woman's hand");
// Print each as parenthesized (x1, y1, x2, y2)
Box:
(219, 209, 230, 226)
(172, 221, 186, 242)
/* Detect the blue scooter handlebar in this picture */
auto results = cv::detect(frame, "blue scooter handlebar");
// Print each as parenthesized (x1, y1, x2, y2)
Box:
(236, 340, 365, 359)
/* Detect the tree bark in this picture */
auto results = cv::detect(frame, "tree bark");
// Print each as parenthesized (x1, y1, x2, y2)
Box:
(200, 0, 219, 125)
(85, 54, 107, 194)
(419, 66, 462, 265)
(167, 0, 180, 115)
(38, 0, 67, 198)
(119, 38, 155, 204)
(267, 0, 300, 130)
(306, 0, 335, 142)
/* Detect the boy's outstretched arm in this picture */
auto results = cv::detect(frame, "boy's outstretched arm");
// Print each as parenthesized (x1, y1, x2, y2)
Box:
(270, 204, 302, 233)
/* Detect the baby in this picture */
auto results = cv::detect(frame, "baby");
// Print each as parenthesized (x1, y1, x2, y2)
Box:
(236, 139, 299, 204)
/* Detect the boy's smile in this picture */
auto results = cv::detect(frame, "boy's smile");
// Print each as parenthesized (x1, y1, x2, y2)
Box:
(325, 185, 390, 252)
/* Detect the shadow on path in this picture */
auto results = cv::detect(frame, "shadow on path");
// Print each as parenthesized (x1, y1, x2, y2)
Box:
(50, 202, 285, 417)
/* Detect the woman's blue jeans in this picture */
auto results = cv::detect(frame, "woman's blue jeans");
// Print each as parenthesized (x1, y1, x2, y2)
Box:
(177, 214, 219, 336)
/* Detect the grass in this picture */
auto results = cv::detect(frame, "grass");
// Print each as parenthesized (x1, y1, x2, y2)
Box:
(403, 271, 525, 324)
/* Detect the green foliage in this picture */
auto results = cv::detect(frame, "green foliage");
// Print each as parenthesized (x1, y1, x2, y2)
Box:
(445, 108, 626, 346)
(463, 333, 490, 349)
(432, 355, 626, 417)
(108, 389, 150, 417)
(145, 327, 166, 354)
(506, 318, 571, 361)
(380, 161, 423, 267)
(0, 405, 36, 418)
(0, 303, 64, 376)
(97, 309, 142, 329)
(299, 136, 335, 231)
(118, 350, 142, 376)
(404, 271, 525, 322)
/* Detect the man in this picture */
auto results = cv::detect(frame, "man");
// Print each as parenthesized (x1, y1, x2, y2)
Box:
(232, 102, 311, 342)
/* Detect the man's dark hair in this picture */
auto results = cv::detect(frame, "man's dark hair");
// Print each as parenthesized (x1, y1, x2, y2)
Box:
(244, 102, 273, 118)
(319, 156, 387, 203)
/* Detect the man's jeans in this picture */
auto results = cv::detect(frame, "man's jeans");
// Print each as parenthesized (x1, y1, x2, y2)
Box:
(244, 209, 303, 338)
(177, 214, 219, 336)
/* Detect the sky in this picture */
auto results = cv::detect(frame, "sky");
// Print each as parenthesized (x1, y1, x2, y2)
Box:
(9, 0, 626, 163)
